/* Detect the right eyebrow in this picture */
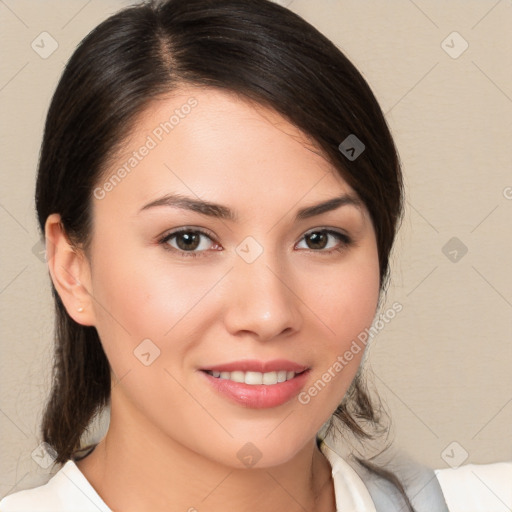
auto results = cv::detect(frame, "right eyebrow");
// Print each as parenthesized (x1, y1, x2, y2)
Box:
(139, 194, 237, 221)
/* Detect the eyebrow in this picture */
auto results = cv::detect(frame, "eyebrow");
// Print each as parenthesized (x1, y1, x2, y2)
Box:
(139, 193, 363, 222)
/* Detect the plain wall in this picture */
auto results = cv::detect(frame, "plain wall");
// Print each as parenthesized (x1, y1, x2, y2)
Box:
(1, 0, 511, 497)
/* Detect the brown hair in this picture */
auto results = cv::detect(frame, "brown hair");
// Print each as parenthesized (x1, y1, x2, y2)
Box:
(35, 0, 412, 508)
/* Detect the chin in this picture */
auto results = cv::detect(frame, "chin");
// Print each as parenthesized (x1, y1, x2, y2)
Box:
(202, 431, 313, 471)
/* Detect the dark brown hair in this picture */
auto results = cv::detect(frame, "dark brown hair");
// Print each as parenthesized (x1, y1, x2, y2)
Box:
(35, 0, 412, 508)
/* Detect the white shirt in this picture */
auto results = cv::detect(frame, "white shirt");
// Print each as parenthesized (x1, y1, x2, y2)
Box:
(1, 438, 511, 511)
(435, 462, 512, 512)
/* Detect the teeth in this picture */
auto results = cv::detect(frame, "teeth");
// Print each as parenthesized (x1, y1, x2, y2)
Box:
(277, 370, 287, 382)
(245, 371, 263, 385)
(230, 371, 245, 383)
(206, 370, 298, 385)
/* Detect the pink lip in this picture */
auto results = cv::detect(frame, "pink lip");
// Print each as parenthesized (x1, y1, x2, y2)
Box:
(200, 367, 310, 409)
(201, 359, 308, 373)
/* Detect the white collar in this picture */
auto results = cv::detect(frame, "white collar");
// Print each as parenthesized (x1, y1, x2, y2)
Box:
(320, 438, 377, 512)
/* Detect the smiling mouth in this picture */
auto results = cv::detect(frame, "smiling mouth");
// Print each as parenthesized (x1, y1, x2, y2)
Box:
(203, 369, 305, 385)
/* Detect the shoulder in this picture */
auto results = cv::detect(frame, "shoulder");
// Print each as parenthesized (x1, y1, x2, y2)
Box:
(435, 461, 512, 512)
(0, 460, 111, 512)
(346, 449, 450, 512)
(319, 432, 450, 511)
(320, 428, 512, 512)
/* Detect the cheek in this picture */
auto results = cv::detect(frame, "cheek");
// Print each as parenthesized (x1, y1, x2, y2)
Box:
(330, 269, 380, 343)
(298, 245, 380, 413)
(88, 235, 229, 381)
(320, 281, 378, 381)
(309, 247, 381, 350)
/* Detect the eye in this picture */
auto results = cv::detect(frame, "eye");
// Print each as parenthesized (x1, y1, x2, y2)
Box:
(296, 229, 352, 254)
(158, 228, 219, 258)
(158, 227, 352, 258)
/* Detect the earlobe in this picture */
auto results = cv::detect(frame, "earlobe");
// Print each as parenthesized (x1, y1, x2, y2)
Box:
(44, 213, 96, 326)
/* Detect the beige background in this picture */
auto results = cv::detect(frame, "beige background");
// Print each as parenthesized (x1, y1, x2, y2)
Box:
(1, 0, 511, 498)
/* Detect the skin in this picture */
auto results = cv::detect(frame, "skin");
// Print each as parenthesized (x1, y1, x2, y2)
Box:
(45, 86, 381, 512)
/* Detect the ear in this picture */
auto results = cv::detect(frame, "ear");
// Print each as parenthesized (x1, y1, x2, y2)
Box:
(44, 213, 96, 326)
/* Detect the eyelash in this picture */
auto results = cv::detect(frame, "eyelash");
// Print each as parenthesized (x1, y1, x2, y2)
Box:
(157, 227, 353, 258)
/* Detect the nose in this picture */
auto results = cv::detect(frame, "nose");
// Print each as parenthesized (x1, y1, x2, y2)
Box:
(223, 249, 303, 342)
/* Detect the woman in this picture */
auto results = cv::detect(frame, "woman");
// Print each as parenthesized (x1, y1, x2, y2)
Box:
(0, 0, 496, 510)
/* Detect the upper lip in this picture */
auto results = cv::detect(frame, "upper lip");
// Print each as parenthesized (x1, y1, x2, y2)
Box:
(201, 359, 308, 373)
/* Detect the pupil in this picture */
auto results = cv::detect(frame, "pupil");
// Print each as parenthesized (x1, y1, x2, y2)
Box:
(178, 232, 199, 250)
(308, 232, 326, 250)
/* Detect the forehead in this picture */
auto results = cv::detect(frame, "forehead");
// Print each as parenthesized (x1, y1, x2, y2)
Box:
(94, 86, 358, 220)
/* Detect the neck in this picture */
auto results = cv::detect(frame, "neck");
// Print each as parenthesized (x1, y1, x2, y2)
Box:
(76, 399, 336, 512)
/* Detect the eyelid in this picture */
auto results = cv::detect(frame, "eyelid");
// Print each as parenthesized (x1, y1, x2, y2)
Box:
(158, 225, 216, 242)
(302, 226, 350, 239)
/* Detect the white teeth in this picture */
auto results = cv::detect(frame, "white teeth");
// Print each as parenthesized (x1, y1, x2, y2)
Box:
(245, 371, 263, 385)
(230, 371, 245, 383)
(277, 370, 287, 383)
(207, 370, 298, 385)
(262, 371, 277, 385)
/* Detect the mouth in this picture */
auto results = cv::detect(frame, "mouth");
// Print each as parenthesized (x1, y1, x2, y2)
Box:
(202, 369, 304, 385)
(199, 361, 310, 409)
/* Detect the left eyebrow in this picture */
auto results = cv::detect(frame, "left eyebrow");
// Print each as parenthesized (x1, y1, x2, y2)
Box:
(139, 192, 363, 222)
(295, 194, 363, 220)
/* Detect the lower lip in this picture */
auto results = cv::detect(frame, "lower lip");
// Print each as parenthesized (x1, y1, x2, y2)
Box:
(200, 370, 310, 409)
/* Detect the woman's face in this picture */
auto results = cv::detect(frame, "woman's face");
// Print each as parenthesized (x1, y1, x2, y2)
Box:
(83, 86, 380, 468)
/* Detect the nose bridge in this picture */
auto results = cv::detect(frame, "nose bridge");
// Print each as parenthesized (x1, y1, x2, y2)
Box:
(225, 238, 302, 339)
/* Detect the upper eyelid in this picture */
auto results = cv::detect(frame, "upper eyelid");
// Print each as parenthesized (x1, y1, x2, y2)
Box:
(160, 226, 215, 241)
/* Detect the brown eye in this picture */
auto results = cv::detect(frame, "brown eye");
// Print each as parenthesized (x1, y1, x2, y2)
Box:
(305, 231, 329, 250)
(174, 231, 201, 251)
(159, 229, 218, 258)
(296, 229, 352, 253)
